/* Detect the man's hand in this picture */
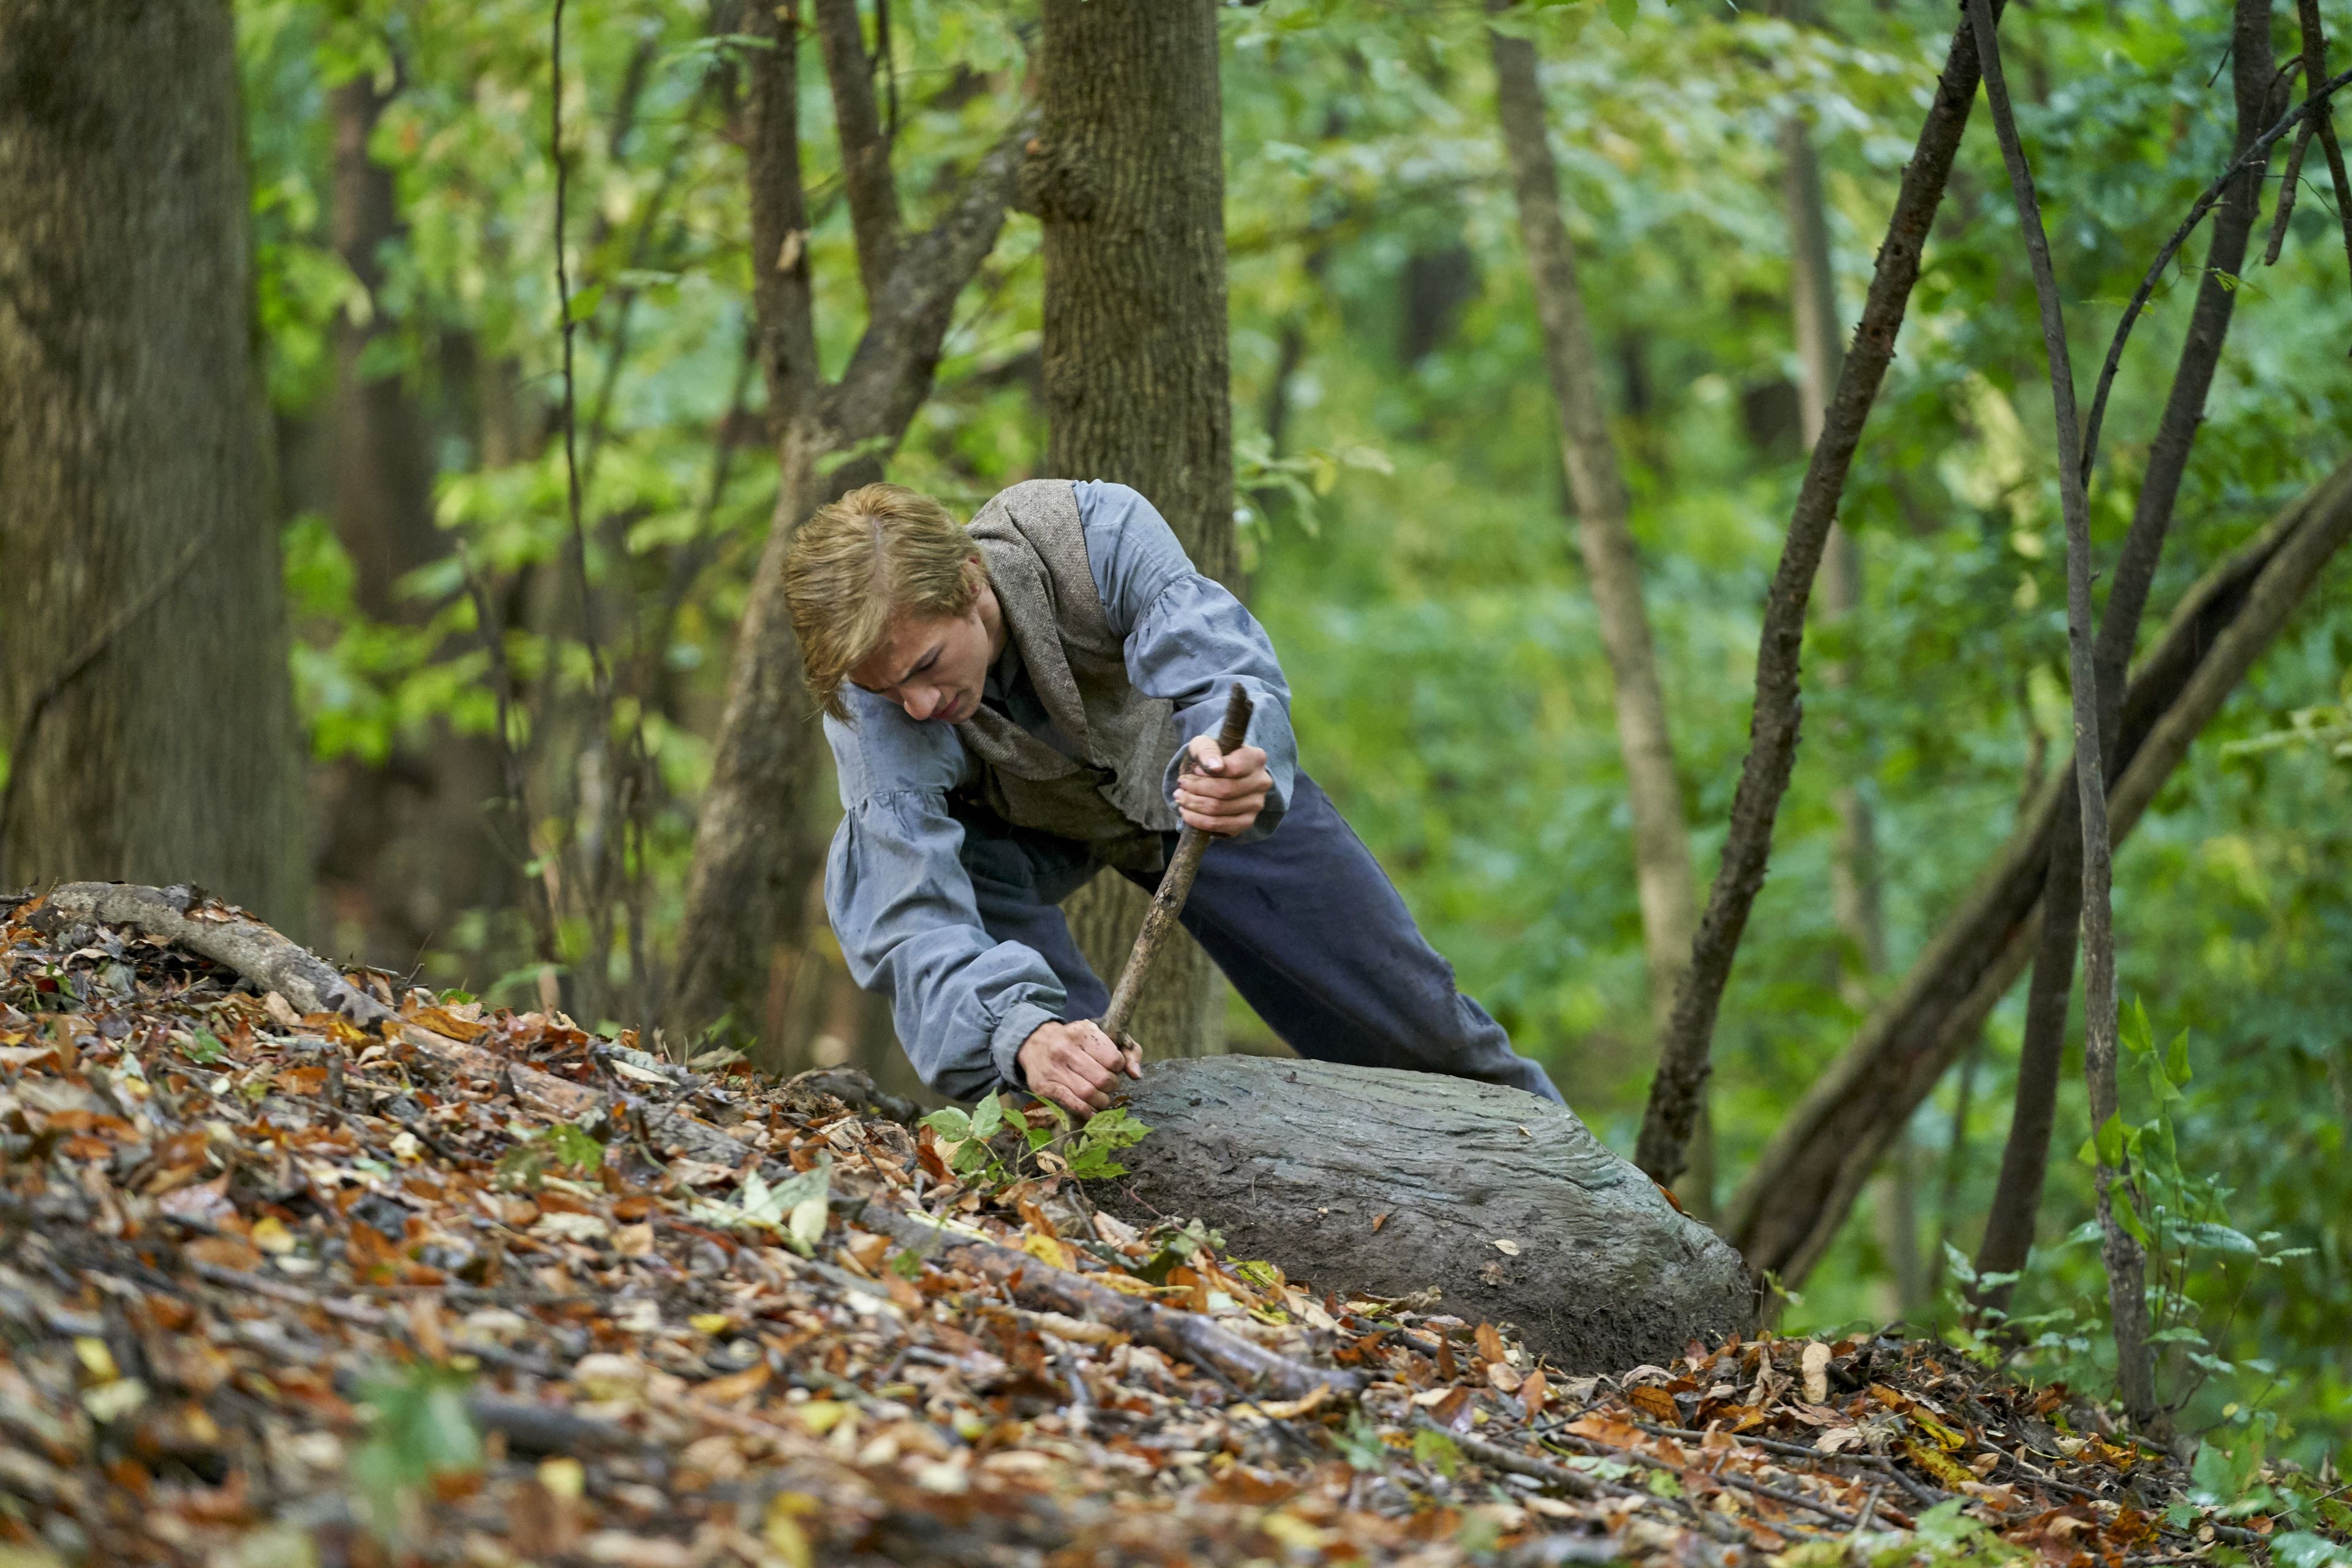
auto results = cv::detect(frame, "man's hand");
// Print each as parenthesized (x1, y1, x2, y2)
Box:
(1174, 734, 1272, 837)
(1017, 1019, 1142, 1115)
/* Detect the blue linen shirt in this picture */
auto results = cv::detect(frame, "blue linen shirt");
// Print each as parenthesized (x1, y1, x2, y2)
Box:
(823, 481, 1297, 1099)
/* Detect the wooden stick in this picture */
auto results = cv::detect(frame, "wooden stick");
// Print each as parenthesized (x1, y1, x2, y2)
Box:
(878, 1206, 1360, 1401)
(1101, 684, 1254, 1041)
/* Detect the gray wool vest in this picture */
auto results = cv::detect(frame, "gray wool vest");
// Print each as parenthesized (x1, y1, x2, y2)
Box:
(956, 480, 1183, 872)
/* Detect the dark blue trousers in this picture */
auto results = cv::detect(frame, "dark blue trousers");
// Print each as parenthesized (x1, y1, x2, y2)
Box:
(963, 774, 1563, 1102)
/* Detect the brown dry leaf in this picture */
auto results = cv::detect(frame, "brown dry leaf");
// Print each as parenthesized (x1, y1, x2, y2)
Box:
(1370, 1212, 1389, 1234)
(1626, 1384, 1681, 1423)
(408, 1006, 489, 1042)
(1474, 1322, 1508, 1366)
(1253, 1384, 1335, 1421)
(693, 1361, 771, 1405)
(1521, 1367, 1550, 1420)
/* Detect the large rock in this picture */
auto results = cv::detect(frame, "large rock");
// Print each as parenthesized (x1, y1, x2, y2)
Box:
(1095, 1057, 1754, 1373)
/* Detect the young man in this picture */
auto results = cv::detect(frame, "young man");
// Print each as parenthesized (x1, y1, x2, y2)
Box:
(786, 477, 1562, 1115)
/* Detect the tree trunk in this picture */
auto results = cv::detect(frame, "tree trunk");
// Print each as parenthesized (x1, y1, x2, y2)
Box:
(1096, 1056, 1754, 1373)
(1491, 21, 1697, 1058)
(1784, 108, 1920, 1310)
(1727, 461, 2352, 1286)
(665, 0, 1027, 1060)
(1036, 0, 1234, 1061)
(1971, 0, 2275, 1323)
(311, 69, 510, 974)
(1635, 5, 2004, 1186)
(662, 0, 826, 1047)
(0, 0, 305, 931)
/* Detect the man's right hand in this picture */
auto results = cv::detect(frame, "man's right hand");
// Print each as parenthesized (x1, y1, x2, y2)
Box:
(1017, 1019, 1142, 1115)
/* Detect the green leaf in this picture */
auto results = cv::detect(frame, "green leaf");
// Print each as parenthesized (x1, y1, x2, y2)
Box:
(2271, 1532, 2350, 1568)
(564, 282, 605, 323)
(2165, 1030, 2192, 1087)
(184, 1029, 226, 1065)
(921, 1107, 971, 1142)
(2180, 1221, 2260, 1256)
(2089, 1112, 2127, 1169)
(1940, 1241, 1978, 1287)
(2111, 1178, 2152, 1248)
(970, 1090, 1005, 1142)
(1605, 0, 1637, 32)
(1411, 1427, 1460, 1477)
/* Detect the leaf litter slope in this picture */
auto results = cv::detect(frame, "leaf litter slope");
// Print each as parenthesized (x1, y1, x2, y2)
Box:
(0, 888, 2318, 1565)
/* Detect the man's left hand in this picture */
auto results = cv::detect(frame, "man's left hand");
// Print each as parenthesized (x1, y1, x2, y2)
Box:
(1175, 735, 1272, 836)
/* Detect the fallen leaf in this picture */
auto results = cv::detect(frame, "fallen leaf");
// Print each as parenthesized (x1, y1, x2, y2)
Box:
(1371, 1212, 1389, 1233)
(1491, 1238, 1520, 1256)
(1801, 1340, 1831, 1405)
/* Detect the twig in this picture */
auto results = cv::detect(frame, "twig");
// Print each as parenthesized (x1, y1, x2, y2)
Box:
(2079, 62, 2352, 478)
(1621, 1417, 1946, 1509)
(1542, 1423, 1864, 1527)
(2292, 0, 2352, 285)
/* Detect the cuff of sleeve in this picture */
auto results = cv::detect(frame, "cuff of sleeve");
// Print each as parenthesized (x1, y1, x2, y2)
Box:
(990, 1001, 1061, 1091)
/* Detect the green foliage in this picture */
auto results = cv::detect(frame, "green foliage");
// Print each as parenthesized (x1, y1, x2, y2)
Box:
(921, 1093, 1154, 1189)
(234, 0, 2351, 1469)
(351, 1360, 482, 1547)
(494, 1122, 605, 1191)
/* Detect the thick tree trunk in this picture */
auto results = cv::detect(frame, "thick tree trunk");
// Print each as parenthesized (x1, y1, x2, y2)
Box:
(1728, 461, 2352, 1285)
(1635, 6, 2004, 1186)
(1098, 1057, 1754, 1373)
(0, 0, 305, 931)
(1036, 0, 1234, 1060)
(1490, 21, 1697, 1053)
(1972, 0, 2275, 1321)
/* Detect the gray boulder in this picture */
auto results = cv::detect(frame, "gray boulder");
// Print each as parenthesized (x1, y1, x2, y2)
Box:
(1093, 1056, 1755, 1373)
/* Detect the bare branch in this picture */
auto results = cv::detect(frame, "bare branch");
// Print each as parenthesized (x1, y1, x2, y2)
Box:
(2292, 0, 2352, 283)
(2079, 62, 2352, 476)
(1634, 4, 2002, 1185)
(813, 0, 904, 302)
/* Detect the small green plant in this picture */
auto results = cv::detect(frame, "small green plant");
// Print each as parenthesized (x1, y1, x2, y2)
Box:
(723, 1156, 832, 1256)
(351, 1360, 481, 1548)
(920, 1091, 1153, 1191)
(182, 1027, 227, 1065)
(495, 1123, 605, 1191)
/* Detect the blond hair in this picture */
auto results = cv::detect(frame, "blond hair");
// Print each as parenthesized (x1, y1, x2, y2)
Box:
(786, 483, 986, 720)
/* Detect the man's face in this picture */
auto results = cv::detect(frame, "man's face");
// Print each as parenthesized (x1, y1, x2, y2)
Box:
(846, 581, 997, 725)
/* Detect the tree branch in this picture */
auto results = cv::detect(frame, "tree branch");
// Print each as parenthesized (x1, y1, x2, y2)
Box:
(1972, 0, 2276, 1322)
(1727, 461, 2352, 1286)
(2079, 62, 2352, 477)
(1963, 0, 2158, 1430)
(813, 0, 903, 303)
(1634, 4, 2003, 1184)
(825, 113, 1033, 450)
(2293, 0, 2352, 282)
(747, 0, 821, 435)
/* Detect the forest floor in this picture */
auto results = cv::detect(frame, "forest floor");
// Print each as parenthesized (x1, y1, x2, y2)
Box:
(0, 890, 2312, 1566)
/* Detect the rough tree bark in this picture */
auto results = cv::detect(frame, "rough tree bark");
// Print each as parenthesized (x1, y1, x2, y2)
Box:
(1634, 4, 2005, 1185)
(0, 0, 306, 931)
(1727, 460, 2352, 1285)
(1036, 0, 1234, 1061)
(1490, 17, 1700, 1102)
(1973, 0, 2275, 1321)
(665, 2, 1028, 1054)
(1099, 1057, 1754, 1373)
